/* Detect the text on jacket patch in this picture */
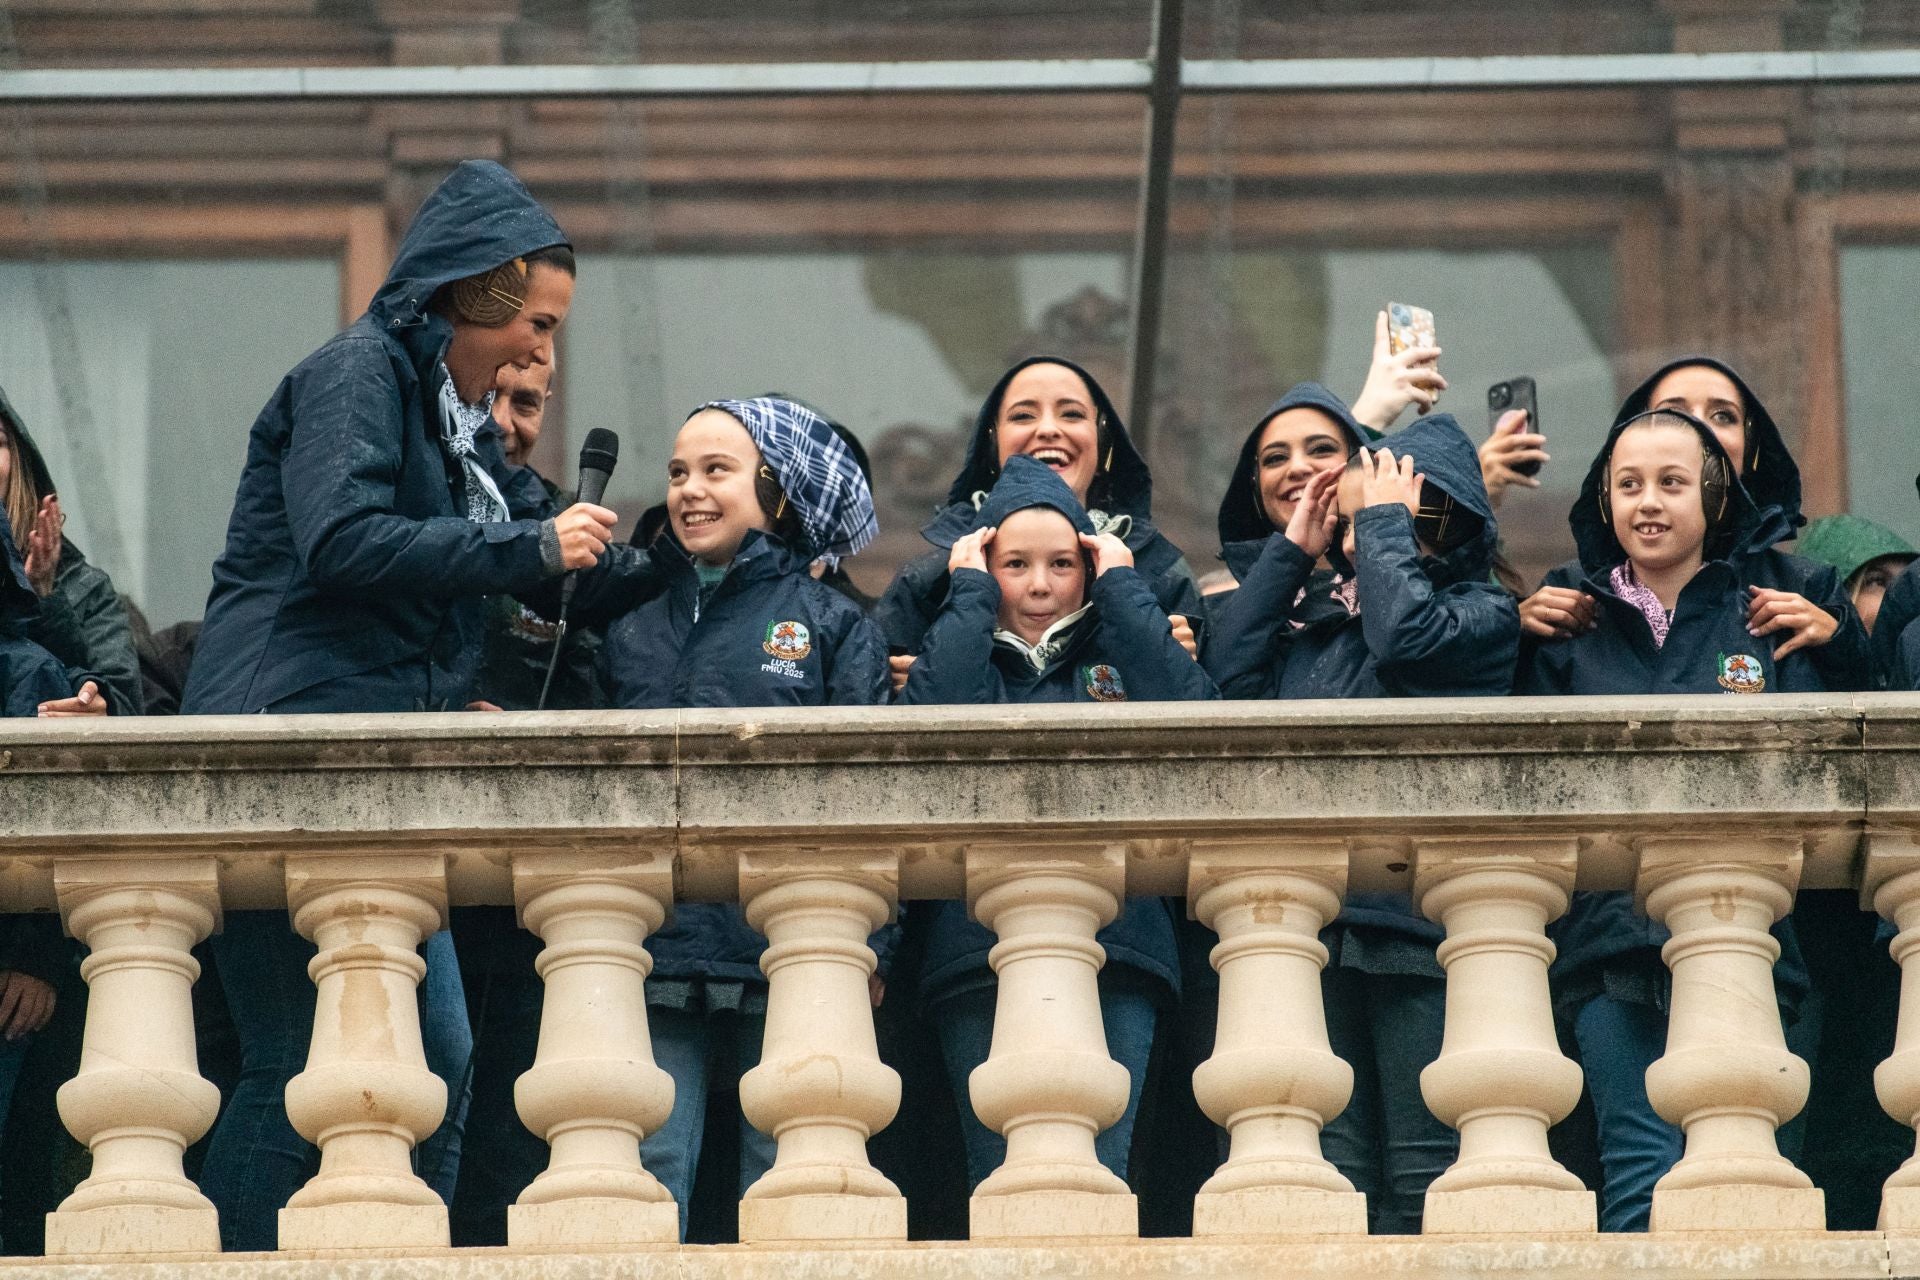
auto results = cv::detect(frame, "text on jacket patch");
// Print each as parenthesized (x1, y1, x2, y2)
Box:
(762, 620, 813, 679)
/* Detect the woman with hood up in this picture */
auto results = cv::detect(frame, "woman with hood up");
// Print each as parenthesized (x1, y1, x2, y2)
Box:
(0, 386, 138, 715)
(183, 160, 658, 1252)
(1518, 408, 1865, 1231)
(1203, 412, 1518, 1233)
(1516, 358, 1866, 691)
(875, 357, 1205, 689)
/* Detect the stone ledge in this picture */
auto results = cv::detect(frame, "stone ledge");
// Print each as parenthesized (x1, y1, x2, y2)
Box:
(0, 1232, 1893, 1279)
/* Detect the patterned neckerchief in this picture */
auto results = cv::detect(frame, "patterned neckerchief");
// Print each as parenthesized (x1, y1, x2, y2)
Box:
(1609, 561, 1672, 649)
(437, 368, 507, 524)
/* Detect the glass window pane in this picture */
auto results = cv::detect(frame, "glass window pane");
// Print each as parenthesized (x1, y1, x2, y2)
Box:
(1839, 247, 1920, 547)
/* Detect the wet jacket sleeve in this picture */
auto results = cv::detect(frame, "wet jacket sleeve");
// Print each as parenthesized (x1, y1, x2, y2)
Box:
(1792, 560, 1873, 692)
(1515, 634, 1573, 695)
(899, 568, 1004, 705)
(28, 558, 142, 715)
(1201, 533, 1314, 699)
(826, 611, 891, 706)
(1090, 567, 1219, 701)
(1353, 504, 1520, 696)
(282, 338, 552, 599)
(1155, 553, 1209, 652)
(875, 553, 945, 653)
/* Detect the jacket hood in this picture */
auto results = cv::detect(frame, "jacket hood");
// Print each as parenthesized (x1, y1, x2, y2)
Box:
(1796, 514, 1918, 584)
(974, 455, 1097, 537)
(1218, 381, 1373, 548)
(944, 356, 1151, 517)
(1370, 412, 1500, 582)
(1568, 408, 1773, 575)
(367, 160, 570, 343)
(1615, 356, 1801, 530)
(0, 382, 57, 498)
(0, 510, 36, 621)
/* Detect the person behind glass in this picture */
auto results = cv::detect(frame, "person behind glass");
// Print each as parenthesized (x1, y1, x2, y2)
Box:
(0, 385, 138, 715)
(594, 397, 887, 1240)
(180, 160, 657, 1253)
(896, 454, 1214, 1192)
(875, 356, 1204, 694)
(1517, 408, 1868, 1232)
(1519, 357, 1822, 651)
(1204, 413, 1518, 1234)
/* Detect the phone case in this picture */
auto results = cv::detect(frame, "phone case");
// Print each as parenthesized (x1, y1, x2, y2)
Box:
(1387, 302, 1436, 356)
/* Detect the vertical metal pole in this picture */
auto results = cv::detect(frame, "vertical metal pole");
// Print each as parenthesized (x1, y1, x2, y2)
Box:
(1123, 0, 1186, 451)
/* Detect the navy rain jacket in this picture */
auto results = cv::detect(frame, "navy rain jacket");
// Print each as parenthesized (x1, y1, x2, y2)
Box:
(1206, 382, 1376, 655)
(898, 457, 1212, 1005)
(1205, 412, 1518, 951)
(0, 517, 80, 718)
(183, 160, 655, 714)
(599, 528, 889, 983)
(875, 355, 1205, 657)
(1874, 558, 1920, 690)
(1521, 412, 1857, 1007)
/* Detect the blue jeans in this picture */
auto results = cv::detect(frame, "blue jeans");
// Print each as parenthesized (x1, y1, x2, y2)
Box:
(930, 976, 1159, 1191)
(199, 911, 473, 1252)
(1320, 966, 1458, 1235)
(640, 1004, 777, 1242)
(1573, 993, 1681, 1233)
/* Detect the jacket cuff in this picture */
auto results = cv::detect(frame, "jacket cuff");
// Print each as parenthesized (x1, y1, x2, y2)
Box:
(537, 519, 566, 577)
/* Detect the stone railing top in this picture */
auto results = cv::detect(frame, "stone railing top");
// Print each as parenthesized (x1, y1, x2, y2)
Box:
(0, 693, 1913, 909)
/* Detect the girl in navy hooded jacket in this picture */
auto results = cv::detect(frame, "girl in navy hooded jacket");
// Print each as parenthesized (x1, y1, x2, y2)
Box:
(1203, 412, 1518, 1234)
(899, 455, 1215, 1192)
(1519, 409, 1867, 1233)
(876, 356, 1206, 690)
(596, 396, 888, 1238)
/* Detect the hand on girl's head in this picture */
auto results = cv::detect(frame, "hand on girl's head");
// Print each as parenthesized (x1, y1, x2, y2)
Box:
(1356, 447, 1424, 515)
(1283, 466, 1342, 560)
(948, 526, 996, 574)
(1077, 531, 1133, 577)
(1747, 586, 1839, 660)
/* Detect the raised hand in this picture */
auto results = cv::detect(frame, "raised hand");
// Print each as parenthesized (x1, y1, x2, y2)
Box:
(23, 495, 62, 597)
(948, 526, 996, 575)
(1479, 409, 1550, 508)
(1283, 466, 1342, 560)
(1356, 446, 1423, 516)
(1078, 531, 1135, 578)
(1351, 309, 1447, 430)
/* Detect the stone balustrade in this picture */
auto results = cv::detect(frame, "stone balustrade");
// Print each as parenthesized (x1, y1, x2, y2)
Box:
(0, 693, 1915, 1279)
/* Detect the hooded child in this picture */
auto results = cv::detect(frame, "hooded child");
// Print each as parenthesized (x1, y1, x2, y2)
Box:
(588, 396, 887, 1240)
(897, 454, 1214, 1191)
(0, 385, 137, 715)
(1517, 358, 1853, 684)
(0, 515, 98, 719)
(875, 356, 1205, 689)
(1795, 514, 1916, 638)
(182, 160, 656, 1252)
(1517, 408, 1862, 1232)
(1204, 412, 1517, 1233)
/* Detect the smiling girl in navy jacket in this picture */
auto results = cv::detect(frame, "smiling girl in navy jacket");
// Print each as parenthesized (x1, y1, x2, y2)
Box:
(899, 455, 1213, 1194)
(1520, 408, 1868, 1233)
(1203, 412, 1517, 1234)
(595, 397, 888, 1237)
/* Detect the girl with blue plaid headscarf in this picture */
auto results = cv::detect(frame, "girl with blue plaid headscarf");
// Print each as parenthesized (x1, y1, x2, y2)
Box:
(591, 396, 892, 1237)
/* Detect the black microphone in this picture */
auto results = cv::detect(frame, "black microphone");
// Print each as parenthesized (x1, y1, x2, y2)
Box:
(539, 428, 620, 710)
(558, 428, 620, 614)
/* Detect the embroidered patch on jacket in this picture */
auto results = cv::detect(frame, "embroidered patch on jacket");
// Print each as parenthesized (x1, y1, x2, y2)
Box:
(762, 620, 813, 661)
(1716, 651, 1766, 694)
(1082, 663, 1128, 702)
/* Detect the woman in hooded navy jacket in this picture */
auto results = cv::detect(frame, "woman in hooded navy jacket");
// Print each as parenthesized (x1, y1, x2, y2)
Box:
(594, 396, 888, 1238)
(898, 455, 1214, 1192)
(1203, 411, 1518, 1234)
(183, 160, 658, 1252)
(876, 356, 1206, 675)
(1519, 409, 1866, 1233)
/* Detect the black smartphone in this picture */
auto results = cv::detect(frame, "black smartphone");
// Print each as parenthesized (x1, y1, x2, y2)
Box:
(1487, 377, 1542, 479)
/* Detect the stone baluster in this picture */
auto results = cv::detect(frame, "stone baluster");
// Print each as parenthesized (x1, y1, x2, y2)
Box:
(1413, 838, 1595, 1233)
(1866, 830, 1920, 1229)
(965, 843, 1136, 1240)
(45, 858, 222, 1256)
(277, 853, 451, 1250)
(509, 848, 678, 1247)
(1637, 836, 1823, 1231)
(737, 849, 906, 1242)
(1188, 840, 1367, 1236)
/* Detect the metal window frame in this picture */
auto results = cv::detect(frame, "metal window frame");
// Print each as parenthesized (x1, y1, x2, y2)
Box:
(10, 42, 1920, 439)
